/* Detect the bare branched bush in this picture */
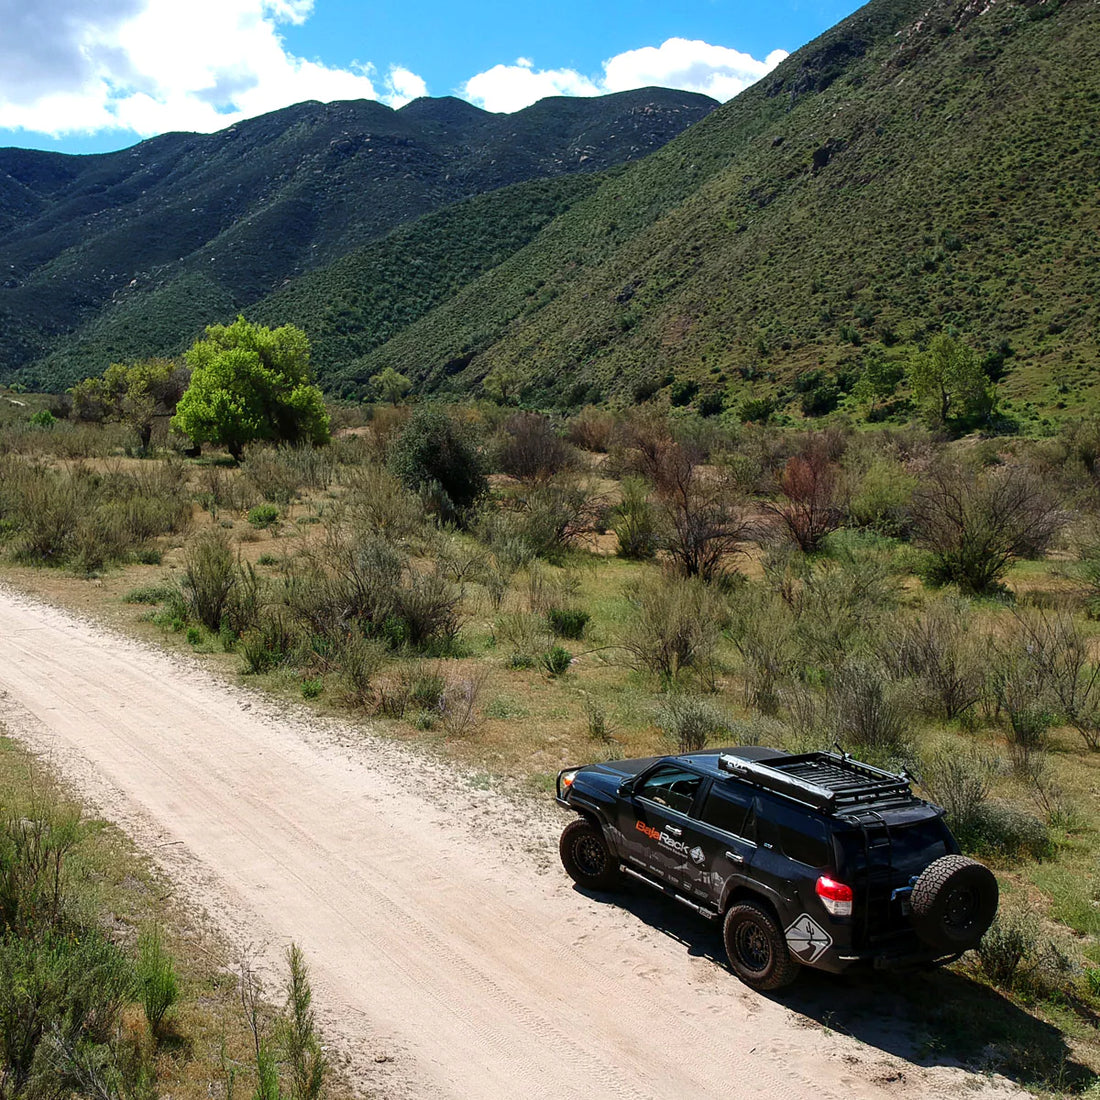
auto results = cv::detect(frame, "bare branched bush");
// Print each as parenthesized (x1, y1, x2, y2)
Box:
(1006, 608, 1100, 751)
(910, 462, 1064, 595)
(727, 586, 797, 714)
(922, 748, 999, 841)
(566, 406, 615, 453)
(617, 417, 753, 581)
(440, 667, 490, 737)
(827, 661, 909, 756)
(768, 446, 846, 552)
(889, 600, 984, 720)
(502, 474, 601, 562)
(621, 572, 726, 685)
(495, 412, 576, 482)
(342, 464, 426, 544)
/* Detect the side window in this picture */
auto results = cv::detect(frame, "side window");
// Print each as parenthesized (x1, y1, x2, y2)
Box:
(636, 767, 703, 815)
(698, 786, 755, 841)
(758, 800, 830, 868)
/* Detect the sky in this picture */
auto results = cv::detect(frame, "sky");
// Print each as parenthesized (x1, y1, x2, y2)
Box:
(0, 0, 864, 155)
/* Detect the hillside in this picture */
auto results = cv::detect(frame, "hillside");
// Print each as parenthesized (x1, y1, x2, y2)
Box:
(346, 0, 1100, 413)
(0, 88, 715, 388)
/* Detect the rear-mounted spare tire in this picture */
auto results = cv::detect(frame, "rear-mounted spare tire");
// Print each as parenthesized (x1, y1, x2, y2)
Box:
(910, 854, 998, 953)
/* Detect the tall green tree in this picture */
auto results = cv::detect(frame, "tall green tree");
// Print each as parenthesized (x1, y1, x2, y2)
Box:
(907, 334, 991, 425)
(70, 358, 189, 450)
(369, 367, 412, 405)
(172, 317, 329, 461)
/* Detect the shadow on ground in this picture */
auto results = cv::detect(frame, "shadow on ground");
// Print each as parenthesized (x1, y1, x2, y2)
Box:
(576, 882, 1096, 1094)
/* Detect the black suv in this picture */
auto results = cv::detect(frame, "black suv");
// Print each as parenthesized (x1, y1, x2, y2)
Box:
(556, 746, 998, 990)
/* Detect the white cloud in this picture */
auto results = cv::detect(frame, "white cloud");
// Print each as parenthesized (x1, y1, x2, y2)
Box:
(462, 58, 601, 114)
(0, 0, 427, 138)
(462, 38, 788, 114)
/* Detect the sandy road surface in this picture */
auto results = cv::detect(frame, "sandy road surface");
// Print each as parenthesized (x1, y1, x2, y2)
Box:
(0, 585, 1020, 1099)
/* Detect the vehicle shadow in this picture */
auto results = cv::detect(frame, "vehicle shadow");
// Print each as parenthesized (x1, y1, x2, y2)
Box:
(574, 882, 1096, 1093)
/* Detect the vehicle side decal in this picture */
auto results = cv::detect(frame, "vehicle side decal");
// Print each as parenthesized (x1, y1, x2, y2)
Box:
(785, 914, 833, 964)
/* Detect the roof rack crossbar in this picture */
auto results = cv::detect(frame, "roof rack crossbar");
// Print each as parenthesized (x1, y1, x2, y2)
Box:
(716, 751, 914, 813)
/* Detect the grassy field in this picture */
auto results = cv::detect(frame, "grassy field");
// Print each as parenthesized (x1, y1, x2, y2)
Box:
(3, 394, 1100, 1094)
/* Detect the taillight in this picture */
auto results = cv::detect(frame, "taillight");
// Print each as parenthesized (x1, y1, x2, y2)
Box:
(816, 876, 853, 918)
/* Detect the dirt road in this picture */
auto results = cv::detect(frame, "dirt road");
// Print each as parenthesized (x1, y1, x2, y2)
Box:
(0, 585, 1020, 1099)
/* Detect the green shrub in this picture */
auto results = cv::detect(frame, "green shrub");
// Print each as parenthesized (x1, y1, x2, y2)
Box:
(186, 626, 202, 646)
(136, 926, 178, 1042)
(28, 409, 57, 428)
(301, 678, 324, 699)
(655, 694, 730, 752)
(239, 612, 299, 674)
(621, 572, 726, 685)
(123, 584, 177, 604)
(388, 404, 486, 522)
(248, 503, 280, 528)
(541, 646, 572, 676)
(182, 531, 236, 630)
(969, 800, 1053, 861)
(613, 476, 658, 560)
(978, 912, 1038, 988)
(547, 607, 589, 640)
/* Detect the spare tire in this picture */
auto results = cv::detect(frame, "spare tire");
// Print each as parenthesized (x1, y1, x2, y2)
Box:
(910, 854, 998, 953)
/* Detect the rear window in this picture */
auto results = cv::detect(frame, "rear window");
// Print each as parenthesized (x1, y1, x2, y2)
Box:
(698, 788, 754, 840)
(839, 818, 953, 874)
(758, 800, 831, 868)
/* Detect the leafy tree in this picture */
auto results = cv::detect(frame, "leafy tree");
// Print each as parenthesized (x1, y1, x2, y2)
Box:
(852, 352, 904, 418)
(71, 358, 189, 450)
(369, 367, 412, 405)
(483, 363, 524, 405)
(907, 335, 991, 425)
(388, 403, 486, 521)
(172, 318, 329, 461)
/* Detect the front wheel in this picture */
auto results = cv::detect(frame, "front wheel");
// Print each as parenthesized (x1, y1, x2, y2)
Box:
(559, 818, 621, 891)
(723, 901, 799, 991)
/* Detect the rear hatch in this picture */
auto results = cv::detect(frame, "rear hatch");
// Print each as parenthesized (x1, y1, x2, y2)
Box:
(835, 807, 955, 951)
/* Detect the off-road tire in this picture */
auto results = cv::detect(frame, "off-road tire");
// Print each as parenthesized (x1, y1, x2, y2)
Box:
(910, 854, 998, 953)
(723, 901, 799, 991)
(559, 818, 621, 891)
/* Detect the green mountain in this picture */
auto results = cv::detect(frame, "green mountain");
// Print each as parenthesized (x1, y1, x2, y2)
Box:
(339, 0, 1100, 413)
(0, 88, 715, 388)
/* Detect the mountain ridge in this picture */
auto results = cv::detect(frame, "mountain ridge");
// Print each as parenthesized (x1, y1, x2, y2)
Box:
(0, 87, 717, 386)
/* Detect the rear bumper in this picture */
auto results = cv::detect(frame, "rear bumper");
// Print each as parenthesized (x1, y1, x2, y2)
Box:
(811, 944, 959, 974)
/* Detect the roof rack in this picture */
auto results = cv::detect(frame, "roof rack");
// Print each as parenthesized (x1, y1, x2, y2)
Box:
(716, 750, 914, 813)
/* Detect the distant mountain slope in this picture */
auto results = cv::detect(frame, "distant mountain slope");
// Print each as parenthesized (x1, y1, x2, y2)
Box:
(0, 88, 715, 387)
(348, 0, 1100, 411)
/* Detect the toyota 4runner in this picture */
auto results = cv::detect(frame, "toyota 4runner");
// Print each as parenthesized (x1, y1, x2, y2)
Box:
(556, 746, 999, 990)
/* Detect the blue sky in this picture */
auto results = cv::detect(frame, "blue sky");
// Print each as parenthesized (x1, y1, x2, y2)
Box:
(0, 0, 863, 155)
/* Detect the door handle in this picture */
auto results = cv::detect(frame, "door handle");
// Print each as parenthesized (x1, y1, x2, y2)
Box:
(664, 826, 682, 837)
(726, 850, 745, 865)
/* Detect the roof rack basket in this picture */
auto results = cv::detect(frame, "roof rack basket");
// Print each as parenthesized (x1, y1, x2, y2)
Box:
(716, 751, 914, 813)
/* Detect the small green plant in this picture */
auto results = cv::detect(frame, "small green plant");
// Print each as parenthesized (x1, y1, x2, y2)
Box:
(186, 625, 202, 646)
(28, 409, 56, 428)
(137, 925, 179, 1043)
(541, 646, 572, 676)
(301, 678, 324, 699)
(123, 583, 177, 604)
(257, 552, 279, 565)
(546, 607, 590, 640)
(248, 503, 280, 528)
(582, 694, 615, 742)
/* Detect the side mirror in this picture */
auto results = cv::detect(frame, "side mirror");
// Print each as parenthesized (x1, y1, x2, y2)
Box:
(619, 779, 635, 797)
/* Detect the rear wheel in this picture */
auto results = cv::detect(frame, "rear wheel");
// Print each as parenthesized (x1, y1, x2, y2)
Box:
(911, 855, 999, 953)
(723, 901, 799, 991)
(559, 818, 620, 891)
